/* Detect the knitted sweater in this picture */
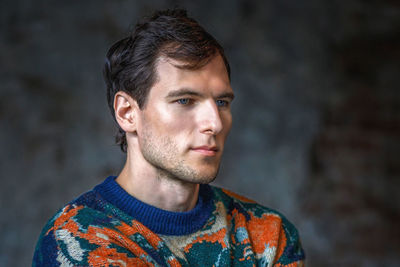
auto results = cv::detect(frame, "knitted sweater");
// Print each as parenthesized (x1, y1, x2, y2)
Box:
(33, 176, 305, 266)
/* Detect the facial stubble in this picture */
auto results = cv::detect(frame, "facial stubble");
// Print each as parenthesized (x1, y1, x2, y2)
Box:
(140, 127, 221, 184)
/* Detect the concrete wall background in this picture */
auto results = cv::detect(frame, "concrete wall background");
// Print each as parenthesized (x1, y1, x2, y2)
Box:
(1, 0, 399, 266)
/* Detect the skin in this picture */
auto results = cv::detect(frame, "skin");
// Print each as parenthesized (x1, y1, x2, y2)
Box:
(114, 54, 234, 212)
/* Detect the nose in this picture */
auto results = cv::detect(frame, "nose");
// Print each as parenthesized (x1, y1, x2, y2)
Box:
(198, 100, 223, 135)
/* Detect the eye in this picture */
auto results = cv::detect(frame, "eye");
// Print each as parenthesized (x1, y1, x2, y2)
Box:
(177, 98, 191, 105)
(216, 99, 229, 107)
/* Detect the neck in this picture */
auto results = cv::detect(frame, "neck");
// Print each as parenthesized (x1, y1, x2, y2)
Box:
(116, 151, 199, 212)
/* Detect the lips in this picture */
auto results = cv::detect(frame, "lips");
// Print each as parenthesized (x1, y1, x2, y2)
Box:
(191, 146, 219, 156)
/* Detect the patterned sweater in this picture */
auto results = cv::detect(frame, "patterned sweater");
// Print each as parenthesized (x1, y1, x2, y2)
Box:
(33, 176, 305, 266)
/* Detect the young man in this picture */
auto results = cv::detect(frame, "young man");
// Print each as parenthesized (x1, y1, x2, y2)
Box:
(33, 9, 305, 266)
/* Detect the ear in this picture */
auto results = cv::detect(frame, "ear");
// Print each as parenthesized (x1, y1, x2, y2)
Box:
(113, 91, 139, 133)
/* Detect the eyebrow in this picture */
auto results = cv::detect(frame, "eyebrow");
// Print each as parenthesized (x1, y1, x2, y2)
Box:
(166, 89, 202, 98)
(166, 88, 235, 100)
(218, 92, 235, 100)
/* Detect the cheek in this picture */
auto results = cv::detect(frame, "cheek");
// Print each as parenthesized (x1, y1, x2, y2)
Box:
(150, 106, 195, 136)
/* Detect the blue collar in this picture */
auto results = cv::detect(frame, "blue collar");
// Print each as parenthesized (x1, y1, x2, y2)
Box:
(94, 176, 214, 235)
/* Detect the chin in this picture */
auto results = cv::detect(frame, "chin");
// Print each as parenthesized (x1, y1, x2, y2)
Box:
(171, 165, 219, 184)
(190, 166, 219, 184)
(160, 158, 221, 184)
(195, 174, 218, 184)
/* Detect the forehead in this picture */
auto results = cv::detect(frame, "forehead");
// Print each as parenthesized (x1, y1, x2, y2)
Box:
(151, 55, 231, 96)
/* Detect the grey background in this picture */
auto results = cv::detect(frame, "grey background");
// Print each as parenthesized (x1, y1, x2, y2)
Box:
(1, 0, 399, 266)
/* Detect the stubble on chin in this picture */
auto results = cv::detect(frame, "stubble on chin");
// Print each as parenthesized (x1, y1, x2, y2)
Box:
(140, 131, 220, 184)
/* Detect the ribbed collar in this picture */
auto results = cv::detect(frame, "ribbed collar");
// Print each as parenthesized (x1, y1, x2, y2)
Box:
(94, 176, 214, 236)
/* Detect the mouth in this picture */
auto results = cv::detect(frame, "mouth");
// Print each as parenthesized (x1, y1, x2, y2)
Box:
(191, 146, 219, 156)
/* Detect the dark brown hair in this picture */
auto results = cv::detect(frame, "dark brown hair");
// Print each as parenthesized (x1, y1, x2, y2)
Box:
(103, 9, 231, 152)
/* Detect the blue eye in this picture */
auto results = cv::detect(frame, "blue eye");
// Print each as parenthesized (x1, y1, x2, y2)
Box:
(177, 98, 190, 105)
(216, 100, 228, 107)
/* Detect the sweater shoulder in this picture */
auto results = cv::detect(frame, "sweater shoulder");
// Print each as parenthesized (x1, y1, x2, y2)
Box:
(210, 185, 300, 235)
(32, 190, 131, 266)
(33, 188, 181, 266)
(210, 185, 281, 216)
(36, 190, 98, 235)
(210, 185, 306, 265)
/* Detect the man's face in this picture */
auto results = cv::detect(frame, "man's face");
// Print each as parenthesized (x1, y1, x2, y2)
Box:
(135, 54, 233, 184)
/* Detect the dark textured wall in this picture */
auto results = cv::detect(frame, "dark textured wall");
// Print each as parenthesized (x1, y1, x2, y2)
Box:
(1, 0, 399, 266)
